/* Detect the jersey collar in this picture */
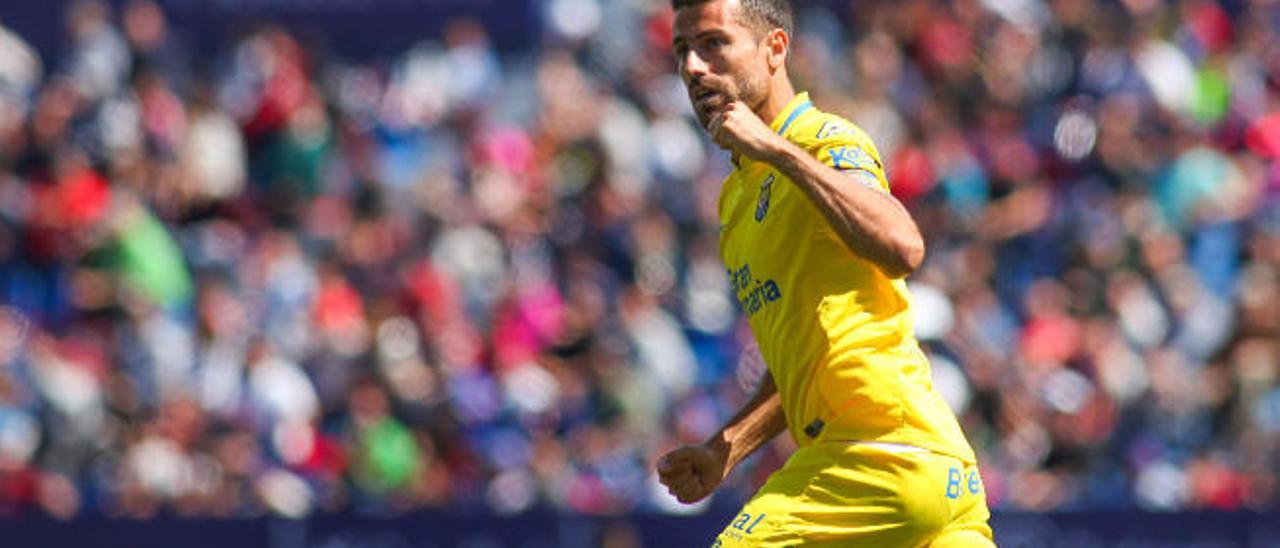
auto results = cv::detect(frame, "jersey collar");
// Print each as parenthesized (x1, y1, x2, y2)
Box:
(769, 92, 813, 137)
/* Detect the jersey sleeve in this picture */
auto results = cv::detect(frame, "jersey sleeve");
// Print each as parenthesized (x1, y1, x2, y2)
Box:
(809, 117, 890, 193)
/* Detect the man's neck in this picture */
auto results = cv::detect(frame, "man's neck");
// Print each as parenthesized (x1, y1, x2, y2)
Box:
(755, 78, 797, 128)
(732, 77, 795, 167)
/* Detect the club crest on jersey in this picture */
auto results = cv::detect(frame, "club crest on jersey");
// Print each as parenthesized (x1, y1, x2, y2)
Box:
(754, 174, 775, 222)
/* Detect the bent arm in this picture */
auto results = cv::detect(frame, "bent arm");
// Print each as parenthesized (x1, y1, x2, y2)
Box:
(707, 372, 786, 477)
(766, 142, 925, 278)
(657, 368, 785, 503)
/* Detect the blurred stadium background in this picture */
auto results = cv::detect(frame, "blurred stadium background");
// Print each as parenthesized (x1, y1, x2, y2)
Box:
(0, 0, 1278, 546)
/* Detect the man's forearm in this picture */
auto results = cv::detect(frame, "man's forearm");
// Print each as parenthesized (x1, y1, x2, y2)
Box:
(706, 373, 786, 476)
(766, 142, 924, 278)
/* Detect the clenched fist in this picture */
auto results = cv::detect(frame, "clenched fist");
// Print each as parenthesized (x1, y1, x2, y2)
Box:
(656, 443, 729, 504)
(706, 101, 788, 163)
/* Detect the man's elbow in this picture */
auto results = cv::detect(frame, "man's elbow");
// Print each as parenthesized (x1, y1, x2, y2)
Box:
(882, 236, 924, 279)
(903, 236, 925, 274)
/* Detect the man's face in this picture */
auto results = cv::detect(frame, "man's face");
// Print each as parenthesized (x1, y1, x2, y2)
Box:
(672, 0, 771, 128)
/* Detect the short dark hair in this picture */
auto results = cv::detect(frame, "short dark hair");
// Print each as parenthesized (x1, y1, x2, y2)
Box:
(672, 0, 795, 40)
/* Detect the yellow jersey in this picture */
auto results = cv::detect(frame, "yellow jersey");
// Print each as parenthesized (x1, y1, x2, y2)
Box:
(718, 92, 975, 463)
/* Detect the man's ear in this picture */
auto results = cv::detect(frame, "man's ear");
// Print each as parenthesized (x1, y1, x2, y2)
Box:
(765, 28, 789, 72)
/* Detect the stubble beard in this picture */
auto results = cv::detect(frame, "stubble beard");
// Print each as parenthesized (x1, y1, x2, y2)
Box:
(691, 71, 767, 131)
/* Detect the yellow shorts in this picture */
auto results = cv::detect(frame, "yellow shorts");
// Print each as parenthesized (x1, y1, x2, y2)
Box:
(712, 442, 994, 547)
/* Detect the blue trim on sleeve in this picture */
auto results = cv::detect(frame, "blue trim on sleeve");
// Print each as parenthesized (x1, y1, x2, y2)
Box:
(776, 101, 812, 136)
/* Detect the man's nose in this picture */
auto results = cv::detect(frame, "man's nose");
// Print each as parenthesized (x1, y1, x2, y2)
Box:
(681, 50, 709, 82)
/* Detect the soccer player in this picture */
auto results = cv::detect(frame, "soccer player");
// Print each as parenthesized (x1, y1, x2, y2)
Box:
(656, 0, 995, 546)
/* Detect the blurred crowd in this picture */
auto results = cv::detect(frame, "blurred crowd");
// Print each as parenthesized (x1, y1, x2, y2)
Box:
(0, 0, 1277, 520)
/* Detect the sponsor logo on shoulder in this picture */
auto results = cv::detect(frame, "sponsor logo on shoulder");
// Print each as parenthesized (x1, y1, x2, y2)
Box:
(816, 120, 850, 139)
(829, 146, 886, 191)
(829, 146, 878, 172)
